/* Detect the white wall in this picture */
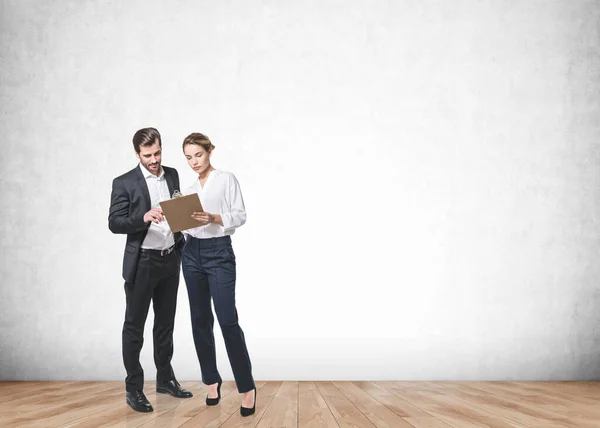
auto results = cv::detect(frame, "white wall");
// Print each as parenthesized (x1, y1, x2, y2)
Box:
(1, 0, 600, 382)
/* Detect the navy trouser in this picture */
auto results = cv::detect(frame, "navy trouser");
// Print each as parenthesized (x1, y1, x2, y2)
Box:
(182, 235, 255, 393)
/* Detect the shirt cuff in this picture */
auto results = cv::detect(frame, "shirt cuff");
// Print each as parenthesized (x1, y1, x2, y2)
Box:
(221, 213, 233, 232)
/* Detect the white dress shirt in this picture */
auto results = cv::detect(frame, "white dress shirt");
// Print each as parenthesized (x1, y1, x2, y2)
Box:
(140, 164, 175, 250)
(182, 169, 247, 239)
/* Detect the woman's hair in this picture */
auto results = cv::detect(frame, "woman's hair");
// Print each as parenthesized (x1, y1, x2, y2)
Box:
(182, 132, 215, 153)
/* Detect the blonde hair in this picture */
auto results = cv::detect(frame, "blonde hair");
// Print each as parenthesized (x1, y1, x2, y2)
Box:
(182, 132, 215, 153)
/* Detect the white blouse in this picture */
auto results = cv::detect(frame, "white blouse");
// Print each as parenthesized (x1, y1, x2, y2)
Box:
(182, 169, 247, 239)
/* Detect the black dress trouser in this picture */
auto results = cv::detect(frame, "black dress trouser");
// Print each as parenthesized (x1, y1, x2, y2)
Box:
(122, 248, 180, 392)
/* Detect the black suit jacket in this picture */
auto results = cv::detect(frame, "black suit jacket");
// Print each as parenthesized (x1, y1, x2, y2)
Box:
(108, 165, 185, 283)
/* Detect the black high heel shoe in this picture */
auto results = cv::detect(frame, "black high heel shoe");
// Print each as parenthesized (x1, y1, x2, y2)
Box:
(205, 380, 222, 406)
(240, 388, 257, 417)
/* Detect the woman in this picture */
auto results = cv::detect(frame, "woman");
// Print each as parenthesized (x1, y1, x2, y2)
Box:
(180, 132, 256, 416)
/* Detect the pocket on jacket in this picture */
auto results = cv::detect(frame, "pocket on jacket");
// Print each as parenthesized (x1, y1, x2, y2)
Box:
(125, 244, 136, 254)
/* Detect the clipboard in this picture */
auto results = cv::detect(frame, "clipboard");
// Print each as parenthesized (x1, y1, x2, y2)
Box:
(159, 193, 204, 232)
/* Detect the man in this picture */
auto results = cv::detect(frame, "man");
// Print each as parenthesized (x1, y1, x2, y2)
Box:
(108, 127, 192, 413)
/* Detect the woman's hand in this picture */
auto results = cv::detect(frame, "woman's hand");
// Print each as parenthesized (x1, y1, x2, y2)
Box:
(191, 212, 214, 226)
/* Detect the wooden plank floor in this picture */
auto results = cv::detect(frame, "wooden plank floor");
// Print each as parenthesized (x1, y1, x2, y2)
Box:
(1, 381, 600, 427)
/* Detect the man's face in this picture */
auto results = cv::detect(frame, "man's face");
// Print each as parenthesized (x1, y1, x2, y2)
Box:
(137, 140, 162, 175)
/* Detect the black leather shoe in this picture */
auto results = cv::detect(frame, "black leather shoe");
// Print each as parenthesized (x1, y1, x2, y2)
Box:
(126, 390, 153, 413)
(206, 380, 222, 406)
(240, 388, 256, 417)
(156, 380, 193, 398)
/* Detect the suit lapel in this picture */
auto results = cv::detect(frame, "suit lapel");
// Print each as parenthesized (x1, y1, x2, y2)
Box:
(135, 165, 152, 211)
(165, 168, 175, 197)
(163, 168, 182, 240)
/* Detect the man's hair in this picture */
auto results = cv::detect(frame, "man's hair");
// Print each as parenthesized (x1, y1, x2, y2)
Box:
(182, 132, 215, 152)
(133, 127, 162, 153)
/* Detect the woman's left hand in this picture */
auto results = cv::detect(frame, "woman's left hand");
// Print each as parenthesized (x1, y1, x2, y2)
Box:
(191, 211, 214, 225)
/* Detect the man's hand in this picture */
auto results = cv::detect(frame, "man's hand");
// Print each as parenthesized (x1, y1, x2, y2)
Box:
(191, 212, 214, 226)
(144, 208, 164, 224)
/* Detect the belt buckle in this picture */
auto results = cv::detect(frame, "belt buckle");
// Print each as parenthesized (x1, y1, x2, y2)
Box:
(161, 246, 173, 256)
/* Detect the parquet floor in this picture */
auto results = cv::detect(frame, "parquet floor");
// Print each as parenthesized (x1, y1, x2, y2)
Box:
(1, 380, 600, 427)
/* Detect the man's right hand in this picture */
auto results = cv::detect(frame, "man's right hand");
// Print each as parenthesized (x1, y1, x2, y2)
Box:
(144, 208, 164, 224)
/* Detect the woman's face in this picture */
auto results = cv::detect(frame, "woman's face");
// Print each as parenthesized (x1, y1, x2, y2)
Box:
(184, 144, 212, 174)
